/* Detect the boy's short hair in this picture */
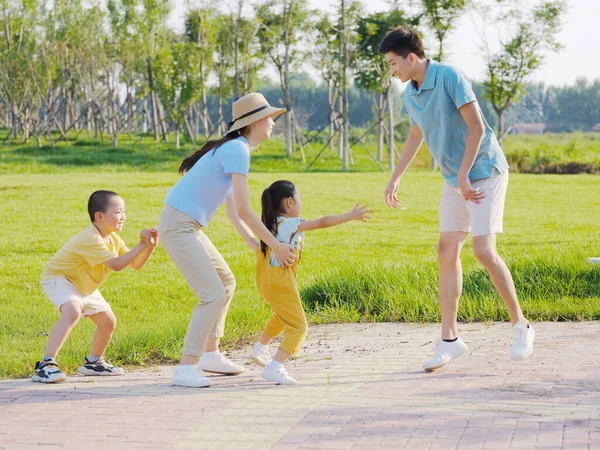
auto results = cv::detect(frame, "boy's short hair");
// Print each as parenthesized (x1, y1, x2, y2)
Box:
(379, 25, 426, 59)
(88, 190, 120, 223)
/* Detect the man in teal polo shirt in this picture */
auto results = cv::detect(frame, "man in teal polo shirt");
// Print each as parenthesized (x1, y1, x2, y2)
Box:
(379, 26, 534, 371)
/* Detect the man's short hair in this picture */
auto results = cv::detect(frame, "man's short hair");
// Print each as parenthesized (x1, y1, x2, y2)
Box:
(379, 26, 426, 59)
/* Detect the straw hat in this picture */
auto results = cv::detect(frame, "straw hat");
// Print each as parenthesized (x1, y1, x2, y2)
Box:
(228, 93, 286, 133)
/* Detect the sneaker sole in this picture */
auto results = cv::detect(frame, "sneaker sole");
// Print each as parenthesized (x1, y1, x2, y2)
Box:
(173, 381, 212, 388)
(249, 355, 268, 368)
(423, 348, 469, 372)
(511, 347, 534, 361)
(32, 374, 67, 383)
(77, 367, 124, 376)
(261, 374, 297, 385)
(201, 369, 244, 376)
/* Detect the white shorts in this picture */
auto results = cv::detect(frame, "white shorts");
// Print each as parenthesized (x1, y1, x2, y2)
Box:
(440, 168, 509, 237)
(41, 277, 111, 317)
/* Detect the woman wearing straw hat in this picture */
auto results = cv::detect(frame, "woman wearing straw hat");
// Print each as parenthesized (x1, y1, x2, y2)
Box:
(158, 93, 296, 388)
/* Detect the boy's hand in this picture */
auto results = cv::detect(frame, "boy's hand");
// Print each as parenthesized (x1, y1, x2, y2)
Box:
(385, 178, 400, 208)
(149, 228, 159, 246)
(139, 228, 155, 246)
(349, 203, 373, 222)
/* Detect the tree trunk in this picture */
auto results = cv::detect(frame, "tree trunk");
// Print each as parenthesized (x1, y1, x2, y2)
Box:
(387, 87, 394, 171)
(378, 92, 385, 161)
(127, 85, 134, 137)
(11, 101, 19, 139)
(20, 107, 28, 143)
(233, 1, 241, 100)
(201, 87, 209, 137)
(94, 103, 99, 139)
(340, 0, 349, 171)
(86, 98, 92, 131)
(283, 86, 293, 157)
(337, 94, 343, 158)
(282, 40, 293, 155)
(70, 83, 77, 131)
(62, 84, 69, 132)
(217, 60, 225, 135)
(147, 59, 160, 141)
(184, 109, 197, 147)
(328, 80, 335, 152)
(156, 94, 168, 141)
(291, 108, 297, 151)
(112, 93, 119, 149)
(175, 123, 180, 149)
(497, 108, 505, 147)
(142, 96, 150, 133)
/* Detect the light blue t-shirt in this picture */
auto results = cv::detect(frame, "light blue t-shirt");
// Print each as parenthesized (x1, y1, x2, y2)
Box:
(164, 136, 250, 228)
(403, 60, 509, 187)
(269, 217, 304, 267)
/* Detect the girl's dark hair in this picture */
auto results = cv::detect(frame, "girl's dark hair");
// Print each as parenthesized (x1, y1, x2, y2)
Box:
(378, 25, 426, 59)
(260, 180, 296, 255)
(88, 190, 120, 223)
(179, 127, 248, 174)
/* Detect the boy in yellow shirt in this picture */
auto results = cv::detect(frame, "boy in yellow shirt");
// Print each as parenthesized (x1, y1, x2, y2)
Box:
(33, 190, 158, 383)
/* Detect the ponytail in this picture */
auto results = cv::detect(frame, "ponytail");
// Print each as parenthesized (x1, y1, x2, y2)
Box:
(260, 180, 296, 255)
(179, 127, 248, 174)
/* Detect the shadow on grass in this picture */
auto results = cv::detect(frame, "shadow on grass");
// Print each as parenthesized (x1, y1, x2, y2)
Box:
(3, 143, 187, 171)
(1, 141, 389, 173)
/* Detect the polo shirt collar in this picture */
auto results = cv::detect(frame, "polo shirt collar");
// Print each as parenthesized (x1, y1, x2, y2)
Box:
(410, 59, 438, 95)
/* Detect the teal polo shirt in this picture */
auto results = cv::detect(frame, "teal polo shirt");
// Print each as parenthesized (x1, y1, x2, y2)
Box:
(403, 60, 508, 187)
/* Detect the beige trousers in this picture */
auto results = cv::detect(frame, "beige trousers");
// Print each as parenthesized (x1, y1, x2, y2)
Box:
(158, 204, 236, 357)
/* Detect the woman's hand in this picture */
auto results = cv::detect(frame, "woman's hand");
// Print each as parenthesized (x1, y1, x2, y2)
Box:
(273, 242, 297, 268)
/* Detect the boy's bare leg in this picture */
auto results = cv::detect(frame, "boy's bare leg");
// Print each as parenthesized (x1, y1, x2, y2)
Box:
(88, 311, 117, 357)
(44, 301, 82, 358)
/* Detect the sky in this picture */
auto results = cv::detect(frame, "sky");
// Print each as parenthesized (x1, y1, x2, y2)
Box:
(170, 0, 599, 87)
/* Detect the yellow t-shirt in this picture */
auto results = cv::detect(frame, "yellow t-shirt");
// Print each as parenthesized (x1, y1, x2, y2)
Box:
(42, 225, 129, 296)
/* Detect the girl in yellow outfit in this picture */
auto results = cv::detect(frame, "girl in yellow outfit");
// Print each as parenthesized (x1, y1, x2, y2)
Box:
(250, 180, 372, 385)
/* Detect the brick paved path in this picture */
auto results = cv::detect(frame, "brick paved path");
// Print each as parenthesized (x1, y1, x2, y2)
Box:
(1, 322, 599, 450)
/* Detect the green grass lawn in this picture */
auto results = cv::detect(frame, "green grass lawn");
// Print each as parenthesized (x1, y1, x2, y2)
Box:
(1, 168, 599, 379)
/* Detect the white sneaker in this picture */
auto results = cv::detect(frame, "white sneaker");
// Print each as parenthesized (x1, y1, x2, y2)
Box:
(77, 357, 124, 376)
(587, 257, 600, 265)
(32, 358, 67, 383)
(173, 365, 213, 388)
(262, 363, 297, 385)
(198, 352, 245, 375)
(249, 343, 272, 367)
(423, 337, 469, 372)
(511, 321, 535, 360)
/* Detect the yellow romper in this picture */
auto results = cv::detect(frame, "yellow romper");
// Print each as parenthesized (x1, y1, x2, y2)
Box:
(255, 220, 308, 355)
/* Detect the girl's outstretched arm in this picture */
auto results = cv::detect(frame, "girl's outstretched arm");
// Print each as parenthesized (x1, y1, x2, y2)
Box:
(297, 203, 373, 232)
